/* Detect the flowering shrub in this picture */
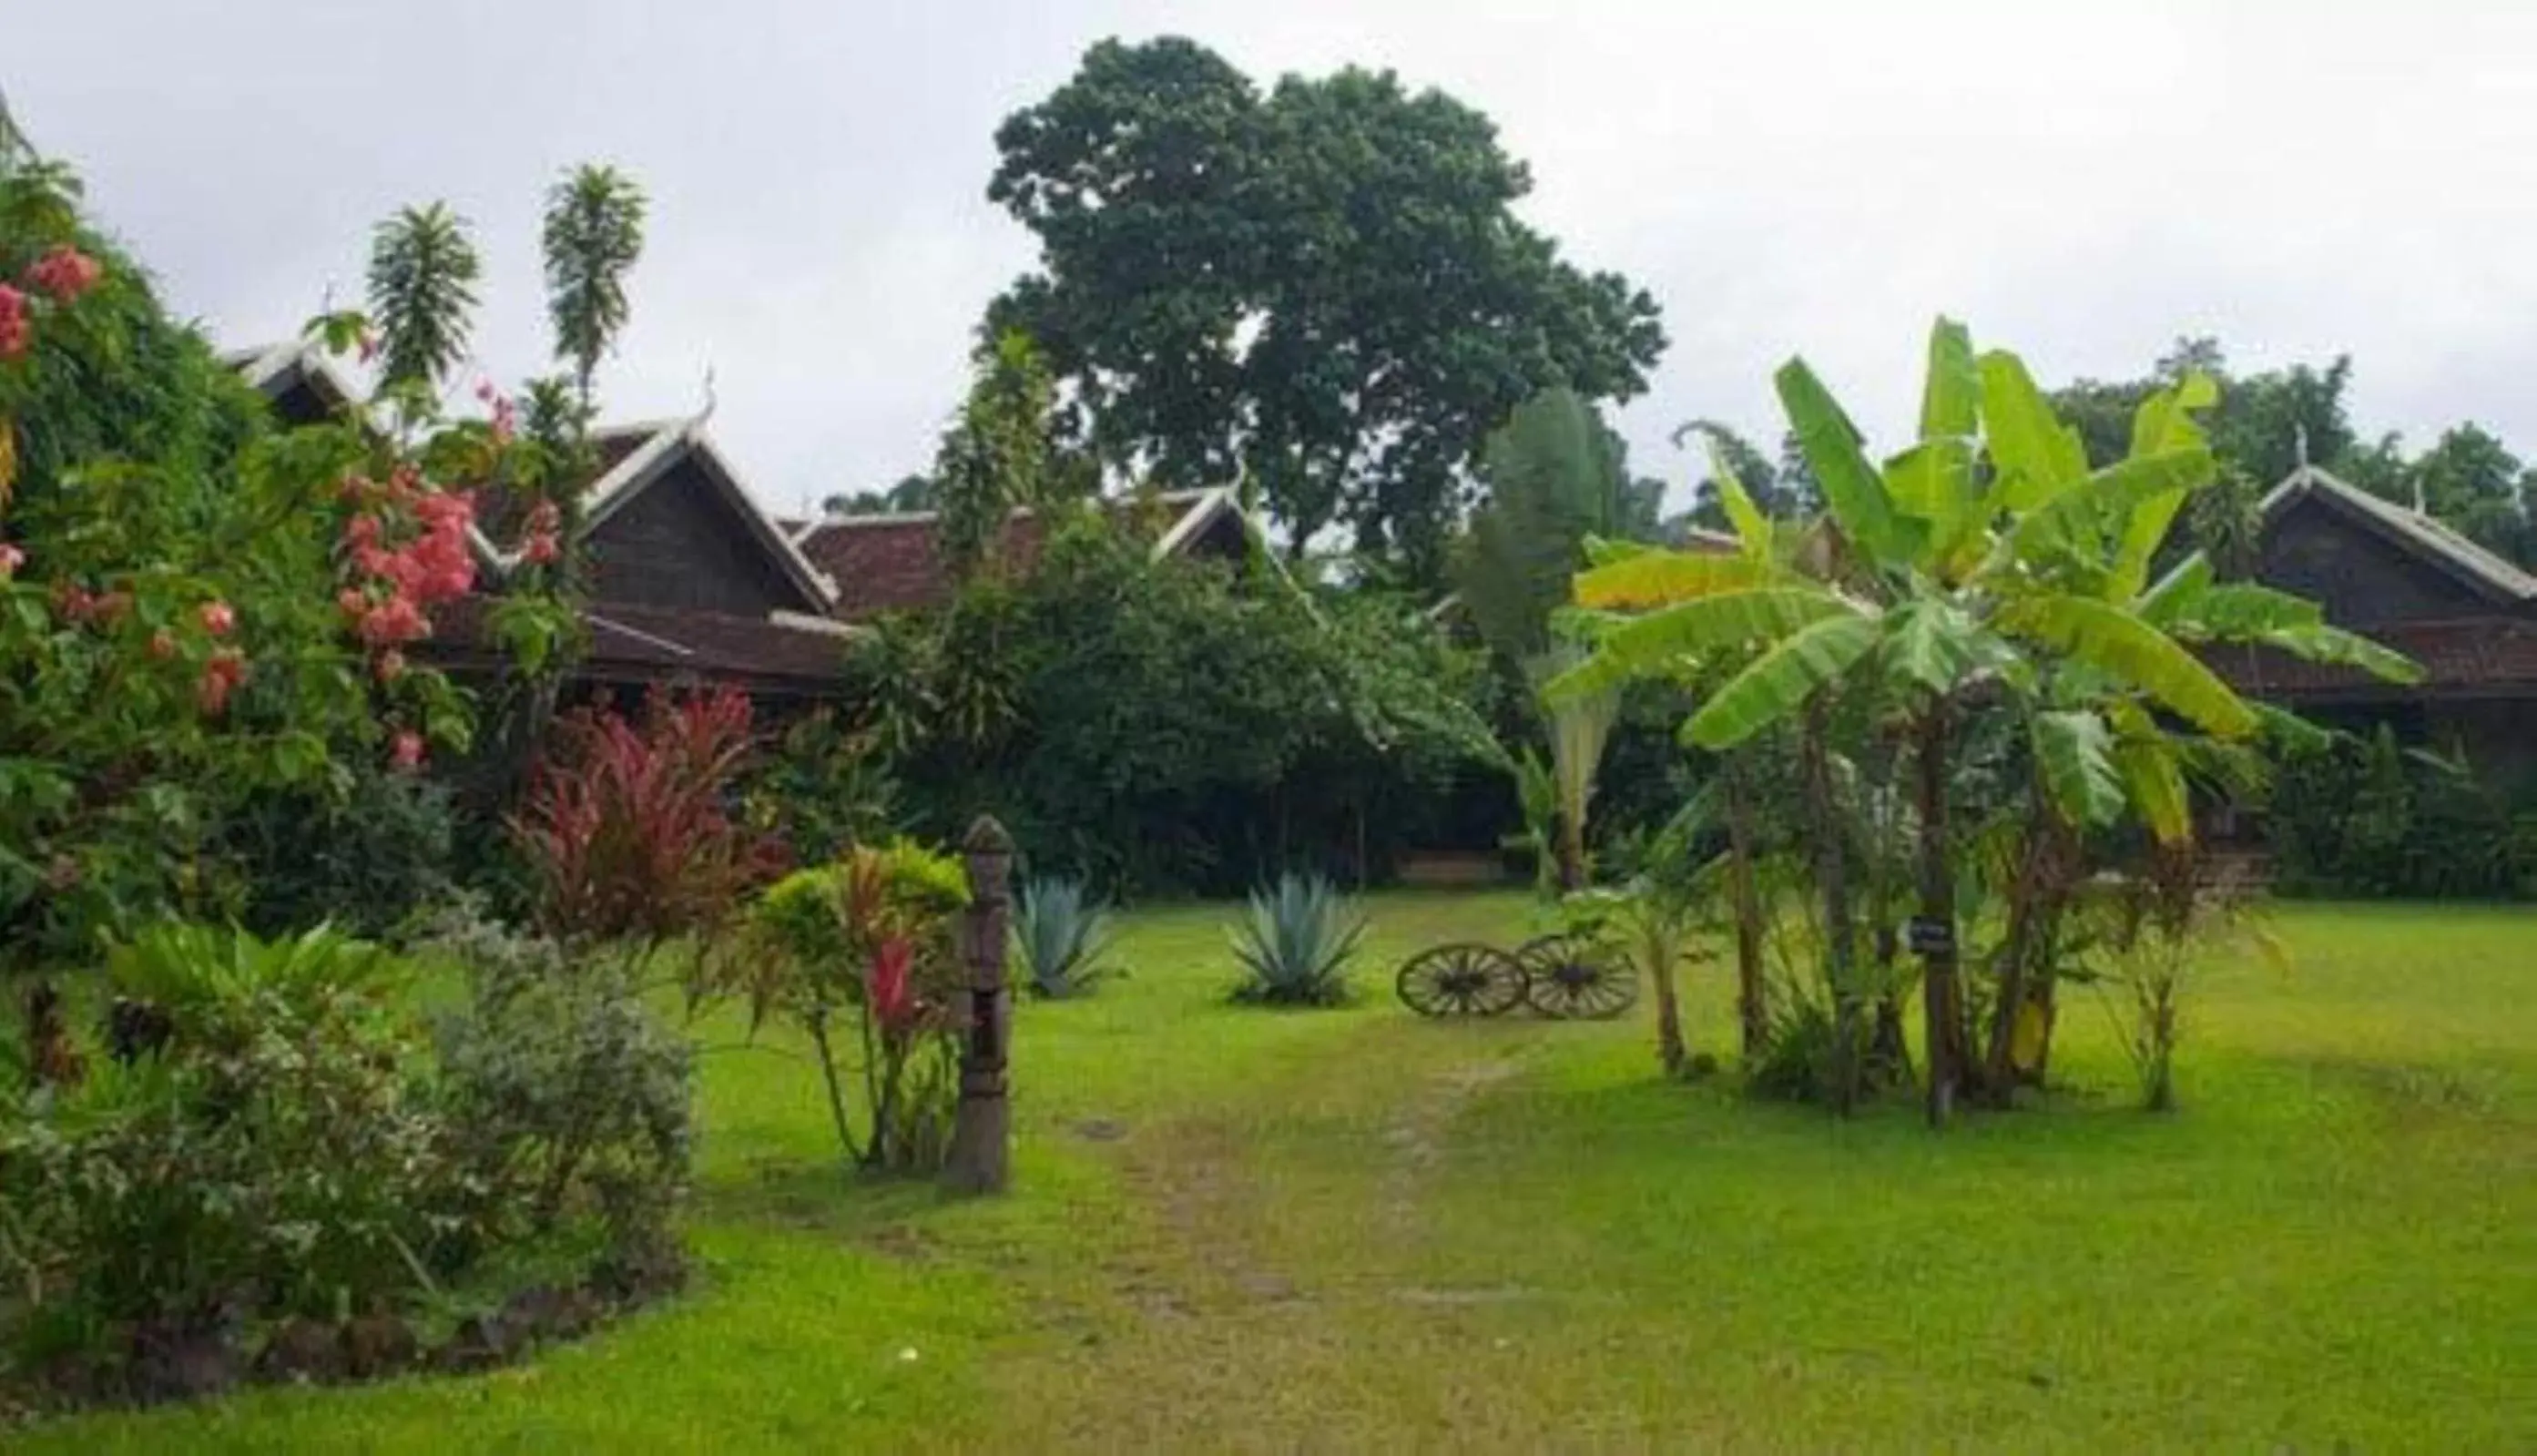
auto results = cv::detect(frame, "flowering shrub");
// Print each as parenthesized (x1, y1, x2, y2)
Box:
(0, 162, 527, 962)
(511, 685, 788, 948)
(744, 840, 971, 1171)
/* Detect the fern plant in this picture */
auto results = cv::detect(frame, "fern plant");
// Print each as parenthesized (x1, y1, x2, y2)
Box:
(1228, 872, 1367, 1007)
(1014, 876, 1116, 999)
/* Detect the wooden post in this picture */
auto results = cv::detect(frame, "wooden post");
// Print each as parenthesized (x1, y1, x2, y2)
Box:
(942, 815, 1014, 1195)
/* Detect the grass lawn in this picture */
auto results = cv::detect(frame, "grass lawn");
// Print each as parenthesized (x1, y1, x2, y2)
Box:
(23, 893, 2535, 1452)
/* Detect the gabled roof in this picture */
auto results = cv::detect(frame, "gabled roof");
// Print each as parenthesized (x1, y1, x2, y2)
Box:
(480, 414, 841, 614)
(224, 338, 365, 414)
(793, 488, 1242, 619)
(2259, 463, 2537, 607)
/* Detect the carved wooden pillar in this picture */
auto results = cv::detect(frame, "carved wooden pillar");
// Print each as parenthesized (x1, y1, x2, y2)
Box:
(942, 815, 1014, 1195)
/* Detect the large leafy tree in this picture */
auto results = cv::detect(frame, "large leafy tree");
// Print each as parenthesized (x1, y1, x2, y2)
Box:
(985, 36, 1666, 578)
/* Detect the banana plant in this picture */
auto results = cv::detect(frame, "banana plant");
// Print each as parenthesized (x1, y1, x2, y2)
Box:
(1551, 317, 2417, 1122)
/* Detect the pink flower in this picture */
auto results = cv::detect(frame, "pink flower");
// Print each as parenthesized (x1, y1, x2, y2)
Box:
(197, 649, 246, 716)
(389, 730, 425, 772)
(523, 531, 561, 565)
(199, 600, 235, 636)
(374, 647, 407, 683)
(490, 396, 517, 445)
(338, 586, 370, 620)
(0, 283, 27, 361)
(148, 629, 177, 661)
(23, 246, 102, 304)
(474, 378, 496, 404)
(0, 543, 23, 578)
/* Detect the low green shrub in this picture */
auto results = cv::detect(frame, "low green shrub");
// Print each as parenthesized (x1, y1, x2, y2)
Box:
(222, 770, 459, 942)
(2, 926, 445, 1371)
(1228, 872, 1367, 1007)
(1014, 876, 1116, 999)
(0, 916, 694, 1402)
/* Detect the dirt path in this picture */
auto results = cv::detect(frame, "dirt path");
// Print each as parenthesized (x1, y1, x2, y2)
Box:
(976, 1018, 1570, 1452)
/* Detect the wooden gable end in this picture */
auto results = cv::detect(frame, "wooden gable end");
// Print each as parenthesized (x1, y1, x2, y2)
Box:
(585, 453, 816, 616)
(2255, 494, 2491, 627)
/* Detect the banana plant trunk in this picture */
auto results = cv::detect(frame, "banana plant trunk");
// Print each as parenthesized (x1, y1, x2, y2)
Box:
(1983, 783, 2071, 1099)
(1913, 695, 1969, 1127)
(1799, 704, 1862, 1114)
(1724, 762, 1769, 1059)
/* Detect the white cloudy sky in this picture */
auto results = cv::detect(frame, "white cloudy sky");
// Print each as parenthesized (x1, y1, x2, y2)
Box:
(15, 1, 2537, 514)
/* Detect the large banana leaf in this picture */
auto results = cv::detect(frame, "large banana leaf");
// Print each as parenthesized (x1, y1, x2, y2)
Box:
(1998, 593, 2259, 739)
(1978, 350, 2090, 511)
(1574, 549, 1774, 609)
(2112, 731, 2192, 845)
(2261, 624, 2425, 684)
(1686, 614, 1884, 750)
(1921, 317, 1980, 441)
(1884, 438, 1975, 564)
(2032, 708, 2124, 828)
(1882, 598, 1982, 695)
(2002, 446, 2212, 567)
(2107, 375, 2222, 598)
(1545, 585, 1861, 701)
(1702, 434, 1773, 560)
(2127, 372, 2220, 458)
(1776, 358, 1914, 565)
(2135, 551, 2214, 623)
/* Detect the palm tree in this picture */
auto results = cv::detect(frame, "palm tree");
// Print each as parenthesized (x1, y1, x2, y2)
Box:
(1554, 318, 2413, 1122)
(367, 202, 482, 391)
(543, 165, 648, 417)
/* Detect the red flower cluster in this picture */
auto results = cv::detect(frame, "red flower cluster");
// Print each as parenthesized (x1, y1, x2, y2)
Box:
(0, 283, 26, 362)
(198, 647, 246, 717)
(520, 497, 563, 566)
(25, 246, 103, 305)
(0, 246, 103, 361)
(0, 543, 22, 578)
(389, 729, 426, 772)
(338, 469, 477, 656)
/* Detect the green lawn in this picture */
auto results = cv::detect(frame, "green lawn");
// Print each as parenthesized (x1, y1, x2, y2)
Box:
(25, 894, 2536, 1452)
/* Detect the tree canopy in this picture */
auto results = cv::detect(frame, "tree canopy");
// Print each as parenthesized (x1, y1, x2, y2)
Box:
(983, 36, 1666, 578)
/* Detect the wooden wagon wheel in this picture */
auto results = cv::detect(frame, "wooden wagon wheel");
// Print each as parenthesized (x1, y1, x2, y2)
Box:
(1395, 942, 1529, 1018)
(1517, 933, 1638, 1020)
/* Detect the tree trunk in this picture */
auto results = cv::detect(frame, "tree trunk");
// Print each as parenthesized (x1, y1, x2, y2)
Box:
(807, 1006, 863, 1166)
(1913, 697, 1968, 1127)
(1799, 705, 1861, 1113)
(1555, 807, 1587, 892)
(1983, 785, 2069, 1100)
(1645, 922, 1686, 1077)
(1724, 762, 1769, 1059)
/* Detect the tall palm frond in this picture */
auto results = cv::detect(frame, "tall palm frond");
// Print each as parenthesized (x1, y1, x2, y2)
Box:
(368, 201, 483, 389)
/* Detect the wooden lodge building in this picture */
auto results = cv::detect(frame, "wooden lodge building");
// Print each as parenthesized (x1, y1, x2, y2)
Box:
(2202, 463, 2537, 784)
(231, 341, 1252, 707)
(232, 341, 2535, 779)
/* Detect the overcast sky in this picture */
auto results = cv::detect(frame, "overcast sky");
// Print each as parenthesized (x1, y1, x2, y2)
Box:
(16, 1, 2537, 515)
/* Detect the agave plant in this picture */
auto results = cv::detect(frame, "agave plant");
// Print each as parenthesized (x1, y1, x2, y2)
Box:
(1014, 875, 1117, 999)
(1228, 872, 1368, 1007)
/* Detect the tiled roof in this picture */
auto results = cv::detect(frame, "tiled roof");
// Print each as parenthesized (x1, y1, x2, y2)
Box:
(427, 595, 859, 695)
(795, 489, 1228, 619)
(2206, 616, 2537, 700)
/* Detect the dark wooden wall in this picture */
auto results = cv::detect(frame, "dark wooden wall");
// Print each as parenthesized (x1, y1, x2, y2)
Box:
(2257, 497, 2487, 626)
(586, 457, 810, 616)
